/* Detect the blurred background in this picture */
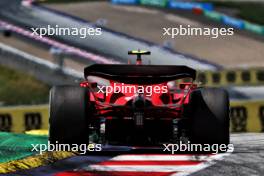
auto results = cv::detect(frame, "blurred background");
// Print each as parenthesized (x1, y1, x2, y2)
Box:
(0, 0, 263, 128)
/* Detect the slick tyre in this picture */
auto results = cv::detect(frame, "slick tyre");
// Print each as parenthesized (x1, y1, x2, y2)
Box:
(49, 86, 89, 145)
(189, 88, 230, 145)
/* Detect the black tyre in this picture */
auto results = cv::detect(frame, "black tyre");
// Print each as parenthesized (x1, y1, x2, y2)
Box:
(189, 88, 229, 145)
(49, 86, 89, 145)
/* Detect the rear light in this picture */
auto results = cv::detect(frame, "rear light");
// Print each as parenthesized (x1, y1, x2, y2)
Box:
(80, 81, 89, 87)
(80, 82, 98, 88)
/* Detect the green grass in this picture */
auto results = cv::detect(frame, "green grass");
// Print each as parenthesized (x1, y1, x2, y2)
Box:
(235, 4, 264, 25)
(0, 132, 47, 163)
(201, 1, 264, 25)
(0, 65, 50, 106)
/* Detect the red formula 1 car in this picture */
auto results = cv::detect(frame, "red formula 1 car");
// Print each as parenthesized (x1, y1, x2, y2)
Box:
(49, 50, 229, 148)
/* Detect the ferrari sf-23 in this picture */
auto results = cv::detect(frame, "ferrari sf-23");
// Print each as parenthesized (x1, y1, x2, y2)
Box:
(49, 50, 229, 149)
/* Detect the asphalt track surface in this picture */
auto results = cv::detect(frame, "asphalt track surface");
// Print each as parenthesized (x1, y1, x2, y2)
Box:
(2, 133, 263, 176)
(0, 0, 217, 70)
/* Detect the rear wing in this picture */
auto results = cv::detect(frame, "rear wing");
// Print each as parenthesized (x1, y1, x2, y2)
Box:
(84, 64, 196, 84)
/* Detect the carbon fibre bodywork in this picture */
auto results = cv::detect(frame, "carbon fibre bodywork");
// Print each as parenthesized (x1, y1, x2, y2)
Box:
(81, 64, 197, 145)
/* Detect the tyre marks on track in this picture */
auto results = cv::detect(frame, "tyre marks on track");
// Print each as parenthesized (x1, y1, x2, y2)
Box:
(54, 153, 231, 176)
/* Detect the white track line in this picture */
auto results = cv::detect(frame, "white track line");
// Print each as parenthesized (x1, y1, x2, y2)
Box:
(110, 155, 211, 161)
(84, 165, 205, 172)
(81, 151, 232, 175)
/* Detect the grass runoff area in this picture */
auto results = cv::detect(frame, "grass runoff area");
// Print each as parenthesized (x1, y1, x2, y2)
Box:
(0, 132, 47, 163)
(201, 1, 264, 25)
(0, 65, 50, 106)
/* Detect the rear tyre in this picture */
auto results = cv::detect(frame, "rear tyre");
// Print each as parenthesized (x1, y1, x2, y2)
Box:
(49, 86, 89, 145)
(189, 88, 229, 145)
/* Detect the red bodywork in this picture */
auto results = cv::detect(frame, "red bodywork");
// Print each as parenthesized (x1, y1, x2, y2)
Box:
(78, 51, 198, 145)
(80, 51, 197, 123)
(80, 78, 197, 120)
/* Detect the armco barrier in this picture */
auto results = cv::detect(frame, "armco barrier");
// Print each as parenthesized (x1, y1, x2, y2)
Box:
(244, 22, 264, 35)
(0, 43, 82, 86)
(111, 0, 213, 10)
(0, 100, 263, 133)
(203, 10, 222, 22)
(168, 1, 213, 11)
(111, 0, 138, 5)
(222, 15, 245, 29)
(140, 0, 167, 7)
(197, 68, 264, 87)
(168, 1, 197, 10)
(202, 10, 264, 35)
